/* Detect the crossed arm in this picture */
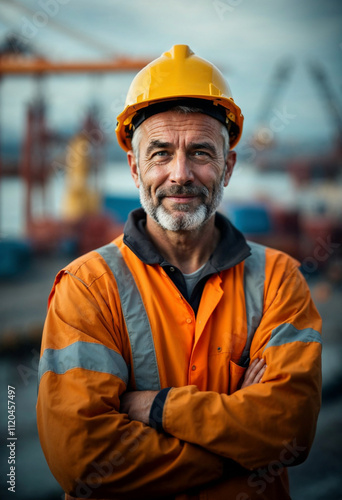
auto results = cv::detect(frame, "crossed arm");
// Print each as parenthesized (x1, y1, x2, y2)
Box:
(37, 251, 322, 499)
(120, 357, 266, 425)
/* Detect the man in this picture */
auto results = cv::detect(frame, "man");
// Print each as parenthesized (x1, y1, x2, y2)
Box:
(37, 45, 322, 500)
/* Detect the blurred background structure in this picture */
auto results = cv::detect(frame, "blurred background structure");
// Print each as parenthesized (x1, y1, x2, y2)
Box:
(0, 0, 341, 498)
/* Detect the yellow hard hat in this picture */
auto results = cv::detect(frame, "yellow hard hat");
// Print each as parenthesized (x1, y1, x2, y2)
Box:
(116, 44, 244, 151)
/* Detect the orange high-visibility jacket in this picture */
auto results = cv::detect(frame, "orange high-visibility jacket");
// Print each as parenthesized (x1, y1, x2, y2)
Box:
(37, 216, 322, 500)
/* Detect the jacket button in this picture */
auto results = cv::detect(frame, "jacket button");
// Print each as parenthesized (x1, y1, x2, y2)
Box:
(192, 365, 196, 371)
(186, 318, 192, 324)
(170, 267, 175, 272)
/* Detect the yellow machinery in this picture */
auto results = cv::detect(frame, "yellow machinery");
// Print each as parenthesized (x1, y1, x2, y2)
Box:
(61, 133, 101, 221)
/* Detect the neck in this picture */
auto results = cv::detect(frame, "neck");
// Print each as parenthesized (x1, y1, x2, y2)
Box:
(146, 215, 220, 274)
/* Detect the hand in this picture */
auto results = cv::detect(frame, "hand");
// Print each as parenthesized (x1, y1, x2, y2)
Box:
(240, 358, 266, 389)
(120, 390, 159, 425)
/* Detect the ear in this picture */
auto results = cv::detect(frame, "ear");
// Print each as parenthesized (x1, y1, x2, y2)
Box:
(127, 150, 140, 188)
(223, 151, 236, 186)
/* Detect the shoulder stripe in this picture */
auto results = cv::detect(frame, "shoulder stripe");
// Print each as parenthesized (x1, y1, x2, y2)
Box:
(264, 324, 322, 351)
(239, 241, 266, 366)
(96, 243, 161, 391)
(38, 341, 129, 385)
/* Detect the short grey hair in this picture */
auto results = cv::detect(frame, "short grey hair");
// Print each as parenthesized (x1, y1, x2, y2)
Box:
(131, 105, 230, 165)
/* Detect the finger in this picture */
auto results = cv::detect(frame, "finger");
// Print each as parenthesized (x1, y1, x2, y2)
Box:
(240, 359, 259, 388)
(245, 358, 260, 376)
(254, 364, 267, 383)
(250, 359, 266, 382)
(241, 359, 266, 388)
(241, 359, 258, 385)
(245, 358, 265, 381)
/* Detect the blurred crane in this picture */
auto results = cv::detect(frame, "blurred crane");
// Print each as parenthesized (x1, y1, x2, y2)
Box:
(288, 60, 342, 183)
(308, 60, 342, 148)
(0, 10, 153, 256)
(250, 59, 294, 150)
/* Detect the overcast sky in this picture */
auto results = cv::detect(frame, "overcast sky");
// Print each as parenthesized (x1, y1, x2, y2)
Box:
(1, 0, 341, 148)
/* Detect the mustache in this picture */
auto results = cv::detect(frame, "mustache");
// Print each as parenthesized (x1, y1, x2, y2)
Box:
(156, 185, 209, 200)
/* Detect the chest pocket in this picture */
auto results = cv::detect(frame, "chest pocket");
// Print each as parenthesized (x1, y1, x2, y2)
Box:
(229, 360, 247, 394)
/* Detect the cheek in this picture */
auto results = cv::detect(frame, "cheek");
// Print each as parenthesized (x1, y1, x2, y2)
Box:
(199, 165, 225, 187)
(139, 175, 160, 199)
(140, 165, 169, 190)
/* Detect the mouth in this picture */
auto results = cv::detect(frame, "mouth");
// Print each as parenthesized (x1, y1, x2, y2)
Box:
(157, 186, 209, 205)
(165, 195, 198, 203)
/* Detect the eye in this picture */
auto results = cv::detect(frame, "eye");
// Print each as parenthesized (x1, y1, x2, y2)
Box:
(192, 150, 210, 159)
(151, 150, 169, 158)
(151, 150, 171, 162)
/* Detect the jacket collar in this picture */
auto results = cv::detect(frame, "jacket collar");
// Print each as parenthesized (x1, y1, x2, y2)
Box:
(123, 208, 251, 272)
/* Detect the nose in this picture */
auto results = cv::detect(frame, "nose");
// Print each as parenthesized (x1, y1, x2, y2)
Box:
(169, 152, 194, 185)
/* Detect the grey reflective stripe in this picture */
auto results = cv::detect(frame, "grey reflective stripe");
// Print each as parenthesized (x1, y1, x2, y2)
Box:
(97, 243, 161, 391)
(264, 324, 322, 351)
(38, 341, 129, 385)
(239, 241, 266, 366)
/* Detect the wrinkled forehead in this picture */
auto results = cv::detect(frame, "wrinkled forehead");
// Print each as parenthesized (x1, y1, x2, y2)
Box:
(138, 111, 225, 149)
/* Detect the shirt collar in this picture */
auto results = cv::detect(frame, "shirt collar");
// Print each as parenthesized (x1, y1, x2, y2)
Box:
(123, 208, 251, 272)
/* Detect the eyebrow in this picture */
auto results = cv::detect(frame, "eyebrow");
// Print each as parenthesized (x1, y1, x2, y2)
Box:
(145, 140, 172, 157)
(188, 142, 217, 155)
(145, 140, 218, 157)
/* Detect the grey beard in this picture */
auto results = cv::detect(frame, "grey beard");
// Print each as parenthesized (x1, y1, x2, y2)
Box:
(138, 179, 225, 232)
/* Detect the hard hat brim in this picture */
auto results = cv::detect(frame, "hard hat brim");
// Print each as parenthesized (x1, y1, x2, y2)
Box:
(116, 95, 243, 152)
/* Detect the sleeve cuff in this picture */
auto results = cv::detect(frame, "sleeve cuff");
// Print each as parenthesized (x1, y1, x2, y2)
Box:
(149, 387, 172, 432)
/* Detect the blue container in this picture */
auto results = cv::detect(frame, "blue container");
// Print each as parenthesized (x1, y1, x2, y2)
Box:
(103, 195, 140, 224)
(0, 239, 32, 278)
(226, 203, 273, 235)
